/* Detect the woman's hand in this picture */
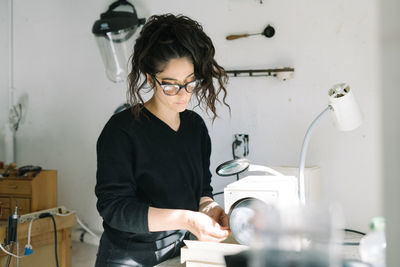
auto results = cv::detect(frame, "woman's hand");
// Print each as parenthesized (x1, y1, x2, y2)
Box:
(185, 211, 230, 242)
(199, 200, 230, 230)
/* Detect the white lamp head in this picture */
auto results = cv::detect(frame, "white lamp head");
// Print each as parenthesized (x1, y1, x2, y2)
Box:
(328, 83, 363, 131)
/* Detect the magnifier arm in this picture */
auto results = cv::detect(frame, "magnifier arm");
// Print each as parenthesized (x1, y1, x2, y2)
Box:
(247, 164, 285, 176)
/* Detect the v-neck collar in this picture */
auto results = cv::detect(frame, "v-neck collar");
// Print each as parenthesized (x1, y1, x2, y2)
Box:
(142, 106, 185, 134)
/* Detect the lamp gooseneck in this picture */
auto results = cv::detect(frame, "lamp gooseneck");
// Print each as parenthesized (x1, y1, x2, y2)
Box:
(298, 106, 332, 205)
(298, 83, 362, 205)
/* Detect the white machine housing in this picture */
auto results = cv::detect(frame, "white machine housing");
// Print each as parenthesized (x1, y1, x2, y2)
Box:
(224, 175, 298, 213)
(223, 166, 321, 213)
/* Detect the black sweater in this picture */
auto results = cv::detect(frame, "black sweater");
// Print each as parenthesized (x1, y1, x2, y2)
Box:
(95, 107, 213, 247)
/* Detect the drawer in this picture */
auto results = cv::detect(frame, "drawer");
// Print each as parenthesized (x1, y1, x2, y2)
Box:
(0, 208, 10, 220)
(11, 198, 31, 215)
(0, 180, 32, 195)
(0, 198, 10, 208)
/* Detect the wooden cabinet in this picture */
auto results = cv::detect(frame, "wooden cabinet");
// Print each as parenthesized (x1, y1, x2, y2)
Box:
(0, 170, 57, 220)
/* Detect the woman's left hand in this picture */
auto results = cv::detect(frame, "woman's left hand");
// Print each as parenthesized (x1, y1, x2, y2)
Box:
(199, 200, 230, 230)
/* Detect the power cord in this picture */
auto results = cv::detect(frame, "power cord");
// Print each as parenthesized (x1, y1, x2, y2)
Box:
(0, 242, 24, 260)
(38, 213, 59, 267)
(5, 242, 13, 267)
(55, 210, 100, 242)
(74, 215, 100, 242)
(23, 218, 36, 256)
(344, 228, 366, 236)
(342, 228, 366, 246)
(1, 208, 100, 266)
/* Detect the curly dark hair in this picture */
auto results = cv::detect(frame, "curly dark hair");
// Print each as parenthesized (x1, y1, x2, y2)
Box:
(127, 13, 229, 121)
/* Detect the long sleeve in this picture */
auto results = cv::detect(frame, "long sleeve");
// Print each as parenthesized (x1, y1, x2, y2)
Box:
(200, 121, 214, 199)
(95, 117, 150, 234)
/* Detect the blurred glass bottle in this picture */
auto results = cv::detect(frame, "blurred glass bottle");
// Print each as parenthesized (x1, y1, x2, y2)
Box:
(359, 217, 386, 267)
(249, 203, 344, 267)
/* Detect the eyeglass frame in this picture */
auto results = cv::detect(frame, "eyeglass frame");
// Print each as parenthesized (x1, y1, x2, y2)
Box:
(151, 74, 201, 96)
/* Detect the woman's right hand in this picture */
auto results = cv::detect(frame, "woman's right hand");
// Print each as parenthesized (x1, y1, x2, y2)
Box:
(185, 211, 230, 242)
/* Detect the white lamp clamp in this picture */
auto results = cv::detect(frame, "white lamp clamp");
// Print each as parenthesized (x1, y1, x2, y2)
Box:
(298, 83, 363, 205)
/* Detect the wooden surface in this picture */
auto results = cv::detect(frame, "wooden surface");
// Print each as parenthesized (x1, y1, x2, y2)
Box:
(0, 180, 32, 195)
(0, 213, 75, 267)
(0, 169, 57, 220)
(31, 170, 58, 211)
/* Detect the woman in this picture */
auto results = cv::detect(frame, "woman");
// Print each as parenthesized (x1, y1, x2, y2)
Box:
(95, 14, 230, 267)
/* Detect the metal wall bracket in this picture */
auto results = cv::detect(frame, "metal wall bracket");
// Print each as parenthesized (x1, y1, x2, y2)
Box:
(226, 67, 294, 81)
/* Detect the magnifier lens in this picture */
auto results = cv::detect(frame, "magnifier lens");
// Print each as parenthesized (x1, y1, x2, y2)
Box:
(216, 159, 250, 176)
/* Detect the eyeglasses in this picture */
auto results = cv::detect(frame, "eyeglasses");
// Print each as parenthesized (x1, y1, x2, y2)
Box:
(152, 75, 201, 96)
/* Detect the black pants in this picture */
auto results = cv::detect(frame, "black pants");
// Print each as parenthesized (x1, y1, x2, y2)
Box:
(95, 231, 188, 267)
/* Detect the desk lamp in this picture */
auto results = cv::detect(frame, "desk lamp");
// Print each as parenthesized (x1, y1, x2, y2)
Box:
(298, 83, 363, 205)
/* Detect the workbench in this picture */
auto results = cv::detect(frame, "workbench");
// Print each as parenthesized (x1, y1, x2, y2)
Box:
(0, 213, 75, 267)
(156, 231, 363, 267)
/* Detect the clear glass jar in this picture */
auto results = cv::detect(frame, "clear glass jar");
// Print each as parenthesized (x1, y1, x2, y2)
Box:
(359, 217, 386, 267)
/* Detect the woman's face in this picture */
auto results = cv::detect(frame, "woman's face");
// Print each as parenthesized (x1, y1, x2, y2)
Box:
(149, 57, 195, 113)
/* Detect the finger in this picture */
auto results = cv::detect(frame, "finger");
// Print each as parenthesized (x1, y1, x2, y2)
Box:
(195, 228, 228, 242)
(212, 221, 228, 233)
(220, 226, 231, 232)
(212, 234, 229, 242)
(202, 231, 230, 242)
(208, 226, 230, 239)
(212, 210, 228, 228)
(198, 235, 227, 242)
(211, 209, 223, 222)
(220, 213, 230, 228)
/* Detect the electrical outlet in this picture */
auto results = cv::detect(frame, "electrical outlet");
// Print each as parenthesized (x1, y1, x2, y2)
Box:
(18, 206, 73, 224)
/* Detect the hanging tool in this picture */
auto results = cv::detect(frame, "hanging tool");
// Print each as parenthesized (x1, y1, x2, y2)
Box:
(226, 24, 275, 40)
(225, 67, 295, 81)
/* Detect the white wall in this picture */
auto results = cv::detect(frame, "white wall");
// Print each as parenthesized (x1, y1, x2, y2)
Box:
(0, 0, 382, 233)
(381, 0, 400, 265)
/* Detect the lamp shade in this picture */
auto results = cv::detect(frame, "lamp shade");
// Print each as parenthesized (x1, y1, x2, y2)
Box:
(328, 83, 363, 131)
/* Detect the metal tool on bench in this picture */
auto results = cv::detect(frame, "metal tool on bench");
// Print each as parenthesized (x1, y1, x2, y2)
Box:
(1, 163, 17, 178)
(17, 165, 42, 177)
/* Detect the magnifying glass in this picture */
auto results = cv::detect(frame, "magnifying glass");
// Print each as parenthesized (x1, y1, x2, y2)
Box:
(213, 158, 250, 197)
(215, 158, 250, 177)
